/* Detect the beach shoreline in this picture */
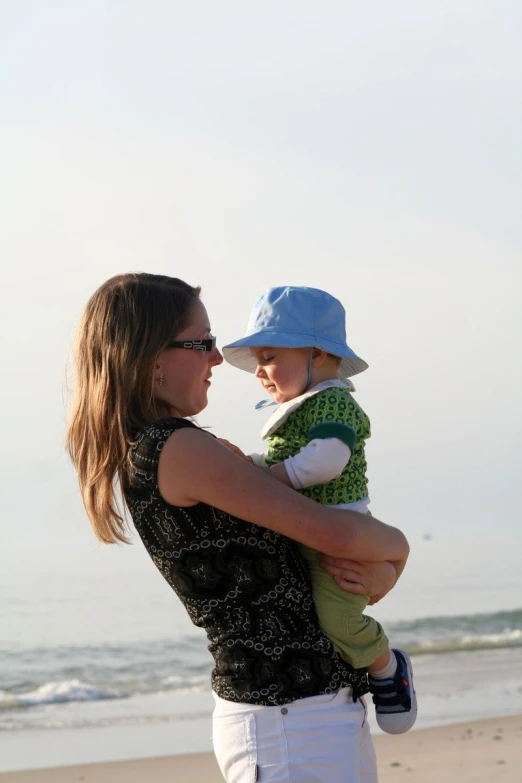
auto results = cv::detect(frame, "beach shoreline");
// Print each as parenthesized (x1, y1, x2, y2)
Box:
(3, 714, 521, 783)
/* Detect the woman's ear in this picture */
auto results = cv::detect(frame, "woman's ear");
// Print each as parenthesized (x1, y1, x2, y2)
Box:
(311, 348, 328, 367)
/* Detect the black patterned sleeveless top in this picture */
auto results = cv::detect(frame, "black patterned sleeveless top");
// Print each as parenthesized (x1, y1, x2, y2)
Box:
(123, 417, 368, 705)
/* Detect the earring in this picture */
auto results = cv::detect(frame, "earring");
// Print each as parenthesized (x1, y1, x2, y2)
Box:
(159, 374, 164, 387)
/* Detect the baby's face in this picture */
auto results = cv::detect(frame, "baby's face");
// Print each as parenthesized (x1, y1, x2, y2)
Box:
(250, 346, 310, 403)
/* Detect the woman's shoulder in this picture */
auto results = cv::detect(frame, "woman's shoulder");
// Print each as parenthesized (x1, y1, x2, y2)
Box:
(129, 417, 200, 475)
(138, 416, 198, 438)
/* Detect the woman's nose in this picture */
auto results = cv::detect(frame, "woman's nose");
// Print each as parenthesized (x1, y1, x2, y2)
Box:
(211, 347, 224, 366)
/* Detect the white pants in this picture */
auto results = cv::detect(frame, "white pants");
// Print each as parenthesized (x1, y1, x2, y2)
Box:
(212, 688, 378, 783)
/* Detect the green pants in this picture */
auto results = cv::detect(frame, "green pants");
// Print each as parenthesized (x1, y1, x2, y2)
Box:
(300, 544, 389, 669)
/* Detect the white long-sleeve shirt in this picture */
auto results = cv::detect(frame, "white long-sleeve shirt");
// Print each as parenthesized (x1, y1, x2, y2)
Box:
(251, 436, 350, 488)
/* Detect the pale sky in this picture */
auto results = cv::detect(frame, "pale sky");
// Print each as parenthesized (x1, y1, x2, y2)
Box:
(1, 1, 521, 549)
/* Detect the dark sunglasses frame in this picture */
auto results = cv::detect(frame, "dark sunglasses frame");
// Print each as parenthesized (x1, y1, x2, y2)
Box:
(166, 336, 217, 352)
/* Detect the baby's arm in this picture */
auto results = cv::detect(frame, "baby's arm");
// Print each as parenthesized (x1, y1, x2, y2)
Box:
(265, 438, 352, 489)
(218, 436, 352, 492)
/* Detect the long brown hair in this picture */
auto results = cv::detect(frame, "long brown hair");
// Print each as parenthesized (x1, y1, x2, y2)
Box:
(66, 273, 201, 544)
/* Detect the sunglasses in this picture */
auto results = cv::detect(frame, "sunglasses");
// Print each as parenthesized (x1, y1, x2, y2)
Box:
(166, 336, 217, 353)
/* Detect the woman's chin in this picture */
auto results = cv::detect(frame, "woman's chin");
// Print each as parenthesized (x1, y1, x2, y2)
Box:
(194, 391, 209, 414)
(175, 396, 209, 418)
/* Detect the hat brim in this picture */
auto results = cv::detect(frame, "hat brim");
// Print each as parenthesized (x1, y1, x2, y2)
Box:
(222, 332, 368, 379)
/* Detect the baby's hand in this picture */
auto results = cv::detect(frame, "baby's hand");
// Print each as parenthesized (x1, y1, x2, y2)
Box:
(217, 438, 252, 463)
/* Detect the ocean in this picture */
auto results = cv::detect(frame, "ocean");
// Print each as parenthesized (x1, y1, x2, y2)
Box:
(1, 536, 521, 772)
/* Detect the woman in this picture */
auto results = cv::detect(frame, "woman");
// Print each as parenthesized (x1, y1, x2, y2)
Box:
(67, 273, 408, 783)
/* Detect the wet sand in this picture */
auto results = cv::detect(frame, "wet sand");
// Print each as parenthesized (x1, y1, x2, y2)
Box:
(2, 714, 521, 782)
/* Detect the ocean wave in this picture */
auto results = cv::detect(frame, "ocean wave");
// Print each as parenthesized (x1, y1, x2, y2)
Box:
(0, 680, 120, 710)
(390, 610, 522, 655)
(404, 628, 522, 655)
(160, 674, 209, 691)
(0, 710, 213, 732)
(0, 676, 212, 714)
(390, 607, 522, 635)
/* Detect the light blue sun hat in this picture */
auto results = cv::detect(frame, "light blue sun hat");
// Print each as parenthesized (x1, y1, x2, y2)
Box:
(223, 286, 368, 379)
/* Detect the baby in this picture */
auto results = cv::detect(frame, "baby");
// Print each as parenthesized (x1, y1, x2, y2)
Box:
(222, 286, 417, 734)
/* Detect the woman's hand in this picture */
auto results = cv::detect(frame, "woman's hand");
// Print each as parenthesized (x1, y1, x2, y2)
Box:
(217, 438, 252, 463)
(319, 556, 397, 603)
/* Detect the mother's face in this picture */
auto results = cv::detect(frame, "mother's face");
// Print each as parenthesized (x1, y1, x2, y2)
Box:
(154, 299, 223, 417)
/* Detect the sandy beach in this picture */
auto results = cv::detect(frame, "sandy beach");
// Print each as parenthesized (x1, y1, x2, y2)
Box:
(2, 714, 520, 783)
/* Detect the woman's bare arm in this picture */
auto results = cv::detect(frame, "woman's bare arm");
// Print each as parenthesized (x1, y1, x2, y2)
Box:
(158, 428, 409, 563)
